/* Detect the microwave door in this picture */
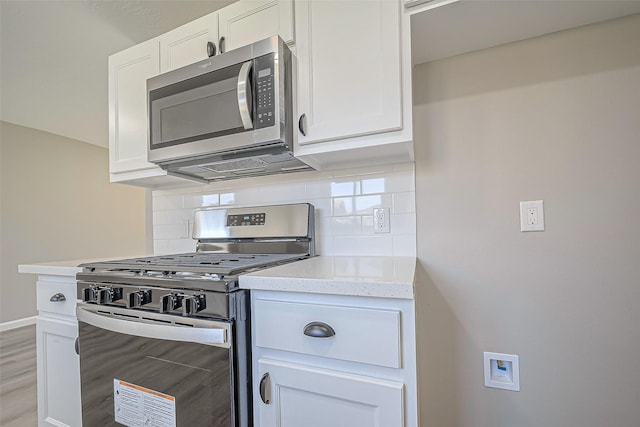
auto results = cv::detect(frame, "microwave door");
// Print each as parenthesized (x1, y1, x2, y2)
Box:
(149, 62, 249, 150)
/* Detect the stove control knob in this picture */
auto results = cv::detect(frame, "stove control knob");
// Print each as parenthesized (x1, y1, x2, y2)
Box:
(127, 290, 152, 308)
(160, 294, 184, 313)
(82, 287, 99, 303)
(98, 287, 123, 304)
(182, 295, 206, 317)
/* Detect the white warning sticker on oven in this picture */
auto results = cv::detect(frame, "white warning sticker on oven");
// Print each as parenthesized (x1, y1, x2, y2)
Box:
(114, 379, 176, 427)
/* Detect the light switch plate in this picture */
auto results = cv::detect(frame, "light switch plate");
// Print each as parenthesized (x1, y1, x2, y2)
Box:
(520, 200, 544, 231)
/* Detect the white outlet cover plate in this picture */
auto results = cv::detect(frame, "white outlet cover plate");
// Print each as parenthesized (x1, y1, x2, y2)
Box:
(373, 208, 390, 233)
(520, 200, 544, 231)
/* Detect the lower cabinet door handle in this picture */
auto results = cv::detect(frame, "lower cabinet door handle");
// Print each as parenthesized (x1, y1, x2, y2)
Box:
(74, 337, 79, 355)
(50, 293, 66, 302)
(303, 321, 336, 338)
(259, 373, 271, 404)
(298, 113, 307, 136)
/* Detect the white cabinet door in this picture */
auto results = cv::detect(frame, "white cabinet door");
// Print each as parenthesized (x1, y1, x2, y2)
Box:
(108, 39, 160, 175)
(36, 317, 82, 427)
(258, 359, 404, 427)
(218, 0, 294, 52)
(295, 0, 403, 145)
(159, 12, 219, 73)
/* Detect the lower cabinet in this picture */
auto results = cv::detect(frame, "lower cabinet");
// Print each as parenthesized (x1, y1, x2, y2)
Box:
(36, 317, 82, 427)
(34, 275, 82, 427)
(258, 359, 404, 427)
(251, 290, 418, 427)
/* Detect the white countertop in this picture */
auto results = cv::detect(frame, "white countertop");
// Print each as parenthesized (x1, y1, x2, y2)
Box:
(240, 256, 416, 299)
(18, 256, 148, 277)
(19, 255, 417, 299)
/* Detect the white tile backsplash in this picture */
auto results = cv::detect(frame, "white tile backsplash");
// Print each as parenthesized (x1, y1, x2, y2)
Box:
(152, 163, 416, 256)
(393, 192, 416, 214)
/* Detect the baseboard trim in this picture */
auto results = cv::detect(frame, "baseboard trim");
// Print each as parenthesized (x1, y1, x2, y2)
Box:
(0, 316, 37, 332)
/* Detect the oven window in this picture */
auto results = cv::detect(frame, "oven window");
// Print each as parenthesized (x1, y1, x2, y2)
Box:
(78, 320, 235, 426)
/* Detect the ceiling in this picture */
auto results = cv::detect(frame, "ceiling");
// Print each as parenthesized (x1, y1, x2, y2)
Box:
(410, 0, 640, 65)
(0, 0, 233, 148)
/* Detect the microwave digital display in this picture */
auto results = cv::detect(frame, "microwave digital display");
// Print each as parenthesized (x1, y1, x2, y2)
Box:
(258, 68, 271, 78)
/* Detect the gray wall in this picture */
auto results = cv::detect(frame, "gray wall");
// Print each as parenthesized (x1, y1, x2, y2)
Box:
(0, 122, 148, 323)
(413, 14, 640, 427)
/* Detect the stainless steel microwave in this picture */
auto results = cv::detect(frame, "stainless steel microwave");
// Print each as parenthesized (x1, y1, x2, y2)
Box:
(147, 35, 312, 182)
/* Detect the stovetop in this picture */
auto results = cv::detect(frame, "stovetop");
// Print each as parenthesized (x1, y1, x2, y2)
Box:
(81, 252, 308, 276)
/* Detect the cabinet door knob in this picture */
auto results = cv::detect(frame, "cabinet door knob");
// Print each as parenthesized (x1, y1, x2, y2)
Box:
(259, 373, 271, 404)
(50, 293, 66, 302)
(298, 113, 307, 136)
(219, 36, 226, 54)
(303, 321, 335, 338)
(206, 41, 217, 57)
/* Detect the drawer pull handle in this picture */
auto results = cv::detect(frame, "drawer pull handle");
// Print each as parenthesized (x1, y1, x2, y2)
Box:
(303, 322, 335, 338)
(75, 337, 79, 355)
(259, 373, 271, 404)
(50, 293, 66, 302)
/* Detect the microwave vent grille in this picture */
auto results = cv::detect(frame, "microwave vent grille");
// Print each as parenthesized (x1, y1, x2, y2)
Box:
(260, 152, 297, 164)
(203, 158, 268, 173)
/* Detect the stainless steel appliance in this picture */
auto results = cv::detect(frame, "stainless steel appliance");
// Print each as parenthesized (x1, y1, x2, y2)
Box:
(147, 35, 312, 183)
(76, 203, 315, 427)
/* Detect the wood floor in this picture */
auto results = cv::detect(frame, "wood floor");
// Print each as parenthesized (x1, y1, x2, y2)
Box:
(0, 325, 37, 427)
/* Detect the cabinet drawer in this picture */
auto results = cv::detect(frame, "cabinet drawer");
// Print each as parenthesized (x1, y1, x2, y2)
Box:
(37, 280, 77, 317)
(254, 299, 401, 368)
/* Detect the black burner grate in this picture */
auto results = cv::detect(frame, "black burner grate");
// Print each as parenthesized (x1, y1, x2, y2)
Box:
(85, 252, 306, 275)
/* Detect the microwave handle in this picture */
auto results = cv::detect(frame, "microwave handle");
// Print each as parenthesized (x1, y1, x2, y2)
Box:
(237, 60, 254, 130)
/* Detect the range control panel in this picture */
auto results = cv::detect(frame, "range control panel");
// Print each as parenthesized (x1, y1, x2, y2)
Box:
(227, 212, 266, 226)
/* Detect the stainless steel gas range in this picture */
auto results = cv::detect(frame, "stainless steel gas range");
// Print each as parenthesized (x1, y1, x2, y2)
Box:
(75, 203, 315, 427)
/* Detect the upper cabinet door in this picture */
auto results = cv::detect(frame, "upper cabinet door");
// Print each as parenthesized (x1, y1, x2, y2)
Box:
(295, 0, 403, 145)
(108, 39, 160, 174)
(159, 12, 219, 73)
(218, 0, 294, 52)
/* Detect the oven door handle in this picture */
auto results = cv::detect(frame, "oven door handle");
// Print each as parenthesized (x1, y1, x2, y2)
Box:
(76, 306, 230, 348)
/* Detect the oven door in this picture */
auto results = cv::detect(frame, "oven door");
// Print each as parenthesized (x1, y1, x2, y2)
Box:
(77, 305, 236, 427)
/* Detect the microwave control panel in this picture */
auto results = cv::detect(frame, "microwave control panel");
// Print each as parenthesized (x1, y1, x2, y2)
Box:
(255, 54, 275, 129)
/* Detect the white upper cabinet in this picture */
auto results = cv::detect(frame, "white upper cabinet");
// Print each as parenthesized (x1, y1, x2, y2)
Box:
(108, 39, 188, 188)
(108, 39, 160, 175)
(296, 0, 401, 144)
(159, 12, 219, 73)
(293, 0, 414, 170)
(218, 0, 294, 51)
